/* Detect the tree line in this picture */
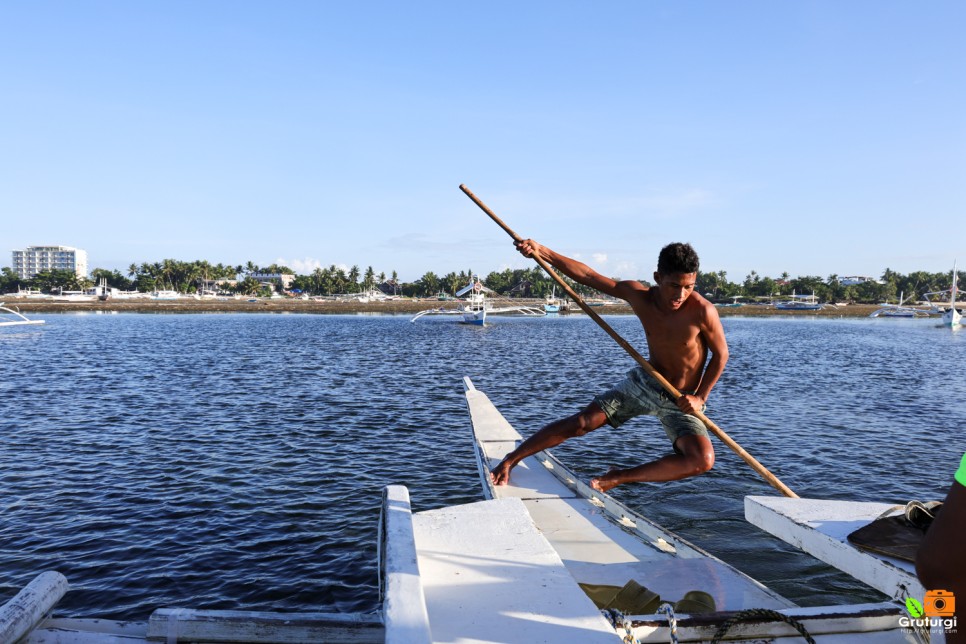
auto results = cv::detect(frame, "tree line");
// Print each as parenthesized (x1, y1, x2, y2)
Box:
(0, 258, 960, 304)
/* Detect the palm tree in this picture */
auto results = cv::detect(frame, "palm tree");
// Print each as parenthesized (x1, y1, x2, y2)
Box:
(348, 265, 360, 293)
(779, 272, 791, 296)
(418, 271, 440, 297)
(312, 267, 324, 295)
(334, 267, 348, 294)
(446, 272, 461, 296)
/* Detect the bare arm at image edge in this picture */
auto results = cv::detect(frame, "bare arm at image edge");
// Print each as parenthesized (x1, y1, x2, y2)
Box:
(916, 452, 966, 644)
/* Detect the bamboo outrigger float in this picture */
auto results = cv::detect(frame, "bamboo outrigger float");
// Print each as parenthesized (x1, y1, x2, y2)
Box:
(0, 302, 45, 327)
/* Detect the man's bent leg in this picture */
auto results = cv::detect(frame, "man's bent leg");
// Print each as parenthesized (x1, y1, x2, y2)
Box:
(491, 402, 609, 486)
(590, 434, 715, 492)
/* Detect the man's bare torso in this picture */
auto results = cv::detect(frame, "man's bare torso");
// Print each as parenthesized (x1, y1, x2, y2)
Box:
(625, 287, 710, 392)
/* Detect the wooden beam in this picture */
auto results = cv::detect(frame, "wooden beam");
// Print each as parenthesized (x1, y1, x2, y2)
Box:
(380, 485, 432, 644)
(146, 608, 383, 643)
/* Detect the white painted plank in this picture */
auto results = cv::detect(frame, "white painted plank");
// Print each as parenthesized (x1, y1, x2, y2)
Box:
(745, 496, 925, 601)
(413, 498, 621, 643)
(464, 385, 523, 443)
(381, 485, 432, 644)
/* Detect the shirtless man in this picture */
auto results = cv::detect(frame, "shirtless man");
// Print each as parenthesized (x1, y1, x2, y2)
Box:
(490, 239, 728, 492)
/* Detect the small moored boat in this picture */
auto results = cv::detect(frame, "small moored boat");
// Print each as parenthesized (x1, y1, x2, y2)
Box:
(869, 292, 937, 318)
(941, 262, 962, 327)
(543, 286, 560, 313)
(774, 292, 823, 310)
(410, 276, 544, 325)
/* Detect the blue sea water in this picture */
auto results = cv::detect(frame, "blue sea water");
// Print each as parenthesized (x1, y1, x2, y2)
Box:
(1, 312, 964, 619)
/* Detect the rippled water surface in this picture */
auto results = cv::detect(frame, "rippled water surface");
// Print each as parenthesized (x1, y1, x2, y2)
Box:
(2, 313, 964, 618)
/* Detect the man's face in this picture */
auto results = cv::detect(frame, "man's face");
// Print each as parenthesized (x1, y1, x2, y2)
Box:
(653, 271, 697, 310)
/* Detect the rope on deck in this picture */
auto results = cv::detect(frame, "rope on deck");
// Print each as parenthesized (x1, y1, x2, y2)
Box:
(709, 608, 815, 644)
(601, 608, 643, 644)
(605, 604, 817, 644)
(657, 603, 679, 644)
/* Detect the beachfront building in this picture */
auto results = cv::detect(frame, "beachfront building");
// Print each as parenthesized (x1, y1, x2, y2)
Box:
(839, 276, 879, 286)
(246, 272, 296, 290)
(12, 245, 88, 280)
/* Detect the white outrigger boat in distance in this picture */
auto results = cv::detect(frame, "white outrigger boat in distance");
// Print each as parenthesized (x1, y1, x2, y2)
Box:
(2, 378, 939, 642)
(774, 291, 823, 311)
(939, 261, 962, 328)
(918, 261, 963, 328)
(869, 291, 939, 319)
(410, 276, 544, 325)
(0, 302, 45, 327)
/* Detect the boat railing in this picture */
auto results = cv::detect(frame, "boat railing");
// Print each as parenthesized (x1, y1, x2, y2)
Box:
(146, 606, 383, 641)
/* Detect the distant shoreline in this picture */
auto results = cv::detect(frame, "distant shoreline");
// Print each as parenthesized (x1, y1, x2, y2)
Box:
(4, 297, 885, 318)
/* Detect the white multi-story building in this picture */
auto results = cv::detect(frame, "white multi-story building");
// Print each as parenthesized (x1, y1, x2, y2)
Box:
(839, 276, 879, 286)
(11, 245, 88, 280)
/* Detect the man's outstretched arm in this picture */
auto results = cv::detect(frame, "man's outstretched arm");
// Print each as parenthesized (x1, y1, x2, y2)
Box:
(516, 239, 634, 299)
(916, 453, 966, 621)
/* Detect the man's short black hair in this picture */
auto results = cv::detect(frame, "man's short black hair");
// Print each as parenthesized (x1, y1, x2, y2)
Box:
(657, 242, 700, 275)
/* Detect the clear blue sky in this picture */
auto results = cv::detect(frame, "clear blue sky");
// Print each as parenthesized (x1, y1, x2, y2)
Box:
(2, 1, 963, 283)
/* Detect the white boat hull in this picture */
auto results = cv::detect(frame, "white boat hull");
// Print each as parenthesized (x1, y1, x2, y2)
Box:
(460, 376, 921, 643)
(460, 307, 486, 325)
(942, 307, 962, 327)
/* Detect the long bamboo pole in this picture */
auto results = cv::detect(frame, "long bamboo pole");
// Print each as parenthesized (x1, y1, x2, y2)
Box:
(460, 184, 798, 499)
